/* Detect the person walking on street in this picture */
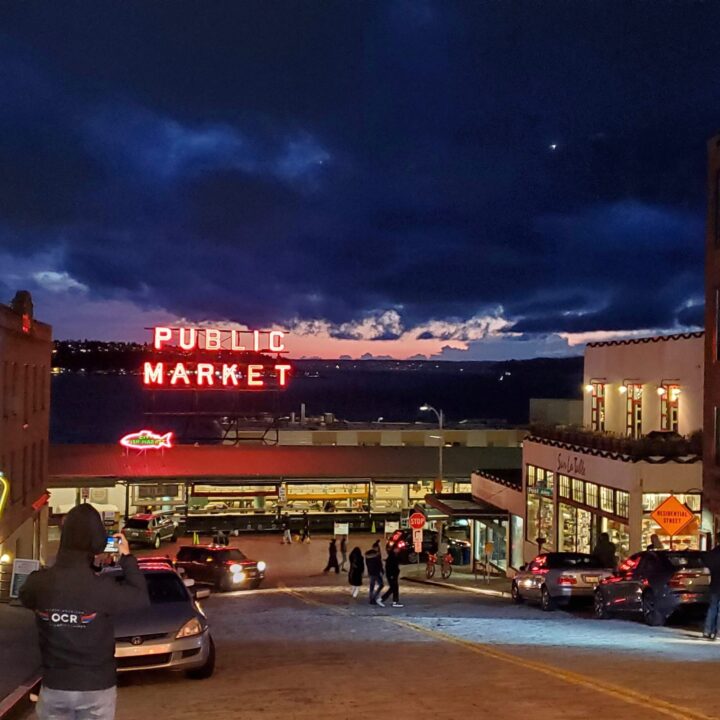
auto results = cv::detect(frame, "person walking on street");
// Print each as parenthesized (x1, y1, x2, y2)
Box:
(281, 514, 292, 544)
(364, 540, 385, 606)
(20, 503, 149, 720)
(348, 546, 364, 598)
(301, 511, 311, 543)
(324, 538, 340, 574)
(703, 532, 720, 640)
(381, 546, 403, 607)
(339, 536, 348, 571)
(591, 532, 617, 569)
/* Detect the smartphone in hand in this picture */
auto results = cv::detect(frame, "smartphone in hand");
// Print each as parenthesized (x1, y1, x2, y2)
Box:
(104, 535, 119, 553)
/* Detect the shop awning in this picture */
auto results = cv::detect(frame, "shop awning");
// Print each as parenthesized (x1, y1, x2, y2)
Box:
(49, 444, 521, 483)
(424, 493, 508, 520)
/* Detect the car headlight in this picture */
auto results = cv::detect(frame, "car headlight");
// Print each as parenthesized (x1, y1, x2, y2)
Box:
(257, 561, 266, 572)
(232, 571, 245, 583)
(176, 617, 203, 639)
(229, 563, 242, 573)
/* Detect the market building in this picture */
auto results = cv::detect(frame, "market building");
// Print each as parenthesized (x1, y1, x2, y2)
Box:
(523, 332, 705, 564)
(704, 133, 720, 519)
(0, 291, 52, 583)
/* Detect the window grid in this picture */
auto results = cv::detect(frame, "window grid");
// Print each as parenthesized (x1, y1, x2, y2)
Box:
(590, 382, 606, 431)
(625, 383, 643, 438)
(660, 384, 680, 432)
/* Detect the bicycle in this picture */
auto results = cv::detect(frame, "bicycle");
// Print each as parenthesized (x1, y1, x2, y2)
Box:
(425, 551, 453, 579)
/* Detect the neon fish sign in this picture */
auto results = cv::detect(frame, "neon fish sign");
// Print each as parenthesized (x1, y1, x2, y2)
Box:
(120, 430, 173, 450)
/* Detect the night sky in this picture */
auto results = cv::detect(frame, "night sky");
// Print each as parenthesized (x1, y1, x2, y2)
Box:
(1, 1, 717, 359)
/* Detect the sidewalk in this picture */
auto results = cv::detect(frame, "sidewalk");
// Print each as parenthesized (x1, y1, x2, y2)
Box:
(403, 565, 513, 598)
(0, 603, 40, 716)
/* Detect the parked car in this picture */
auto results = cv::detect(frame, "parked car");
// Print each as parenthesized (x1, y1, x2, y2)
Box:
(386, 528, 437, 563)
(512, 552, 614, 610)
(175, 545, 266, 591)
(108, 563, 215, 678)
(123, 513, 177, 549)
(593, 550, 711, 626)
(385, 528, 469, 564)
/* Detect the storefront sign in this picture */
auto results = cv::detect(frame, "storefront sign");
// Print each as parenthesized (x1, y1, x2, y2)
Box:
(333, 522, 349, 536)
(0, 472, 9, 518)
(120, 429, 173, 450)
(651, 495, 695, 536)
(557, 453, 586, 477)
(384, 521, 400, 535)
(143, 326, 292, 389)
(528, 485, 553, 498)
(9, 558, 40, 599)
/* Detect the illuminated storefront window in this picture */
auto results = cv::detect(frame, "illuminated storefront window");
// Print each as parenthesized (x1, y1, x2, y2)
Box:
(559, 475, 570, 498)
(602, 517, 630, 559)
(616, 490, 629, 519)
(585, 482, 598, 508)
(526, 493, 554, 551)
(572, 478, 584, 504)
(559, 503, 594, 554)
(600, 486, 614, 514)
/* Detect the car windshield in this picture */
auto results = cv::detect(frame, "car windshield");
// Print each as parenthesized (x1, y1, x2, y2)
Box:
(124, 519, 150, 529)
(219, 549, 247, 562)
(142, 573, 189, 603)
(665, 552, 707, 570)
(547, 554, 604, 569)
(176, 548, 198, 561)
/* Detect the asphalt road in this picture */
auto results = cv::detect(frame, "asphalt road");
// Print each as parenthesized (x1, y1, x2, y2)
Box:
(21, 535, 720, 719)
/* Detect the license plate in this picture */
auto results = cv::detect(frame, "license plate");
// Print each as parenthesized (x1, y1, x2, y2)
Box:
(583, 575, 600, 584)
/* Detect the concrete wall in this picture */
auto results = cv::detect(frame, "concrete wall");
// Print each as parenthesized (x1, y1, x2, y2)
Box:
(584, 333, 704, 436)
(471, 472, 524, 516)
(529, 399, 583, 427)
(238, 428, 526, 448)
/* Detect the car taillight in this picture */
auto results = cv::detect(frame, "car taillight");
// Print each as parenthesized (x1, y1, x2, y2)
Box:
(397, 541, 406, 549)
(557, 576, 577, 585)
(669, 572, 702, 589)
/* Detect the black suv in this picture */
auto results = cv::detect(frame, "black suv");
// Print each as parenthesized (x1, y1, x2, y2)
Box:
(386, 528, 438, 563)
(123, 513, 177, 549)
(175, 546, 266, 592)
(594, 551, 711, 625)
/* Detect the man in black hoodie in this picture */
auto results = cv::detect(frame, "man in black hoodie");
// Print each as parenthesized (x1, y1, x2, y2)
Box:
(20, 503, 149, 719)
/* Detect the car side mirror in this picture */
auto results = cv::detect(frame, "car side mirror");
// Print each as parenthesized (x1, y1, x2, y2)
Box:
(194, 587, 211, 600)
(183, 578, 196, 588)
(519, 564, 527, 572)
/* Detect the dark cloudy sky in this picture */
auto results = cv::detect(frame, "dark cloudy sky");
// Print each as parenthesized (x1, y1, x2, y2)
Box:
(0, 1, 717, 359)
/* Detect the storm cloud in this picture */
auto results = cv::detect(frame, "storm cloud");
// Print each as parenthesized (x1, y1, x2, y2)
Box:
(0, 1, 717, 353)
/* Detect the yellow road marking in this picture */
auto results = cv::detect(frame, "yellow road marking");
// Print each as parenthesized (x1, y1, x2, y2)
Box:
(280, 585, 715, 720)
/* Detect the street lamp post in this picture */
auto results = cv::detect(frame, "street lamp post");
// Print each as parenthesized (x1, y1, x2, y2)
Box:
(420, 404, 445, 555)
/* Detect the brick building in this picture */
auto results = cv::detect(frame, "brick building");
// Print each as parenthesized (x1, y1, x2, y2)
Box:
(0, 291, 52, 567)
(704, 135, 720, 521)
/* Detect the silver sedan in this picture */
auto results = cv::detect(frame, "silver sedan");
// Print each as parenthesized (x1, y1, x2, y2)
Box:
(511, 552, 614, 611)
(108, 563, 216, 678)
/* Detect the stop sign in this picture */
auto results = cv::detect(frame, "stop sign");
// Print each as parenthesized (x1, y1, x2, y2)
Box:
(409, 512, 426, 530)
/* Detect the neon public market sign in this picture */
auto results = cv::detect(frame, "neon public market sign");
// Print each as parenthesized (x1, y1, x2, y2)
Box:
(143, 326, 292, 389)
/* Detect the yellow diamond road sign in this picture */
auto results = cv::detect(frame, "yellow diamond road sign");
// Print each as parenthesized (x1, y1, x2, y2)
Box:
(650, 495, 695, 537)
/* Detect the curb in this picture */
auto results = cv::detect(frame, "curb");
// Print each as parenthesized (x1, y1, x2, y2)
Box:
(0, 674, 40, 720)
(405, 575, 512, 599)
